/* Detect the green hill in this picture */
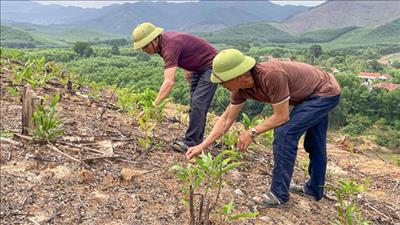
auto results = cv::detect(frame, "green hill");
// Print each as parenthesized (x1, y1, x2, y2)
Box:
(1, 23, 124, 48)
(0, 24, 41, 48)
(331, 19, 400, 46)
(197, 19, 400, 47)
(293, 26, 359, 43)
(198, 22, 293, 44)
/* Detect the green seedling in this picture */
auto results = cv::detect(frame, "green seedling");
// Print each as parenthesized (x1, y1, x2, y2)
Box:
(330, 179, 370, 225)
(88, 81, 103, 101)
(241, 113, 262, 130)
(136, 88, 168, 149)
(7, 87, 18, 97)
(220, 200, 259, 222)
(11, 57, 53, 88)
(31, 93, 64, 144)
(171, 150, 257, 225)
(116, 87, 140, 114)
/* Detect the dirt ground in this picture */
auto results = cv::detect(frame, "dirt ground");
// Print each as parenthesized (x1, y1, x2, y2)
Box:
(1, 66, 399, 225)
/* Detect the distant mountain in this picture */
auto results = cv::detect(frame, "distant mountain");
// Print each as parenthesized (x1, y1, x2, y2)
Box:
(0, 1, 99, 25)
(1, 1, 309, 34)
(198, 19, 400, 46)
(282, 1, 400, 34)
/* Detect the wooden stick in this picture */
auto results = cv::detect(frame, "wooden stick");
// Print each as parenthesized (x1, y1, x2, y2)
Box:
(0, 137, 24, 146)
(47, 143, 82, 164)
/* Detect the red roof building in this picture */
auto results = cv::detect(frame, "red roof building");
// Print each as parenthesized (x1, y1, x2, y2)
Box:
(373, 83, 399, 91)
(359, 72, 383, 79)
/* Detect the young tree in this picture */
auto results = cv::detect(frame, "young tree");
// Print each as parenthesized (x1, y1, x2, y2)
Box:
(310, 44, 322, 65)
(73, 42, 94, 57)
(110, 44, 120, 55)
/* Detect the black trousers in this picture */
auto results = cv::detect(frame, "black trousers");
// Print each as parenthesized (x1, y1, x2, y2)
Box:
(184, 67, 217, 147)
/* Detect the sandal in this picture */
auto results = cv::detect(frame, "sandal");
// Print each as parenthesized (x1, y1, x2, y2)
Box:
(170, 140, 189, 153)
(289, 184, 317, 201)
(253, 191, 287, 209)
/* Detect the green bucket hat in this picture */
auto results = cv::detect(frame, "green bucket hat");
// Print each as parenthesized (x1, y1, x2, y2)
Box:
(211, 49, 256, 84)
(132, 22, 164, 50)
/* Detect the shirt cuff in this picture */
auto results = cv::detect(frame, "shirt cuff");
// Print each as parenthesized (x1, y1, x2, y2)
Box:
(272, 96, 290, 105)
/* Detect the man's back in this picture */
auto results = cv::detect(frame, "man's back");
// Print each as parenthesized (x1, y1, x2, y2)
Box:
(159, 32, 217, 72)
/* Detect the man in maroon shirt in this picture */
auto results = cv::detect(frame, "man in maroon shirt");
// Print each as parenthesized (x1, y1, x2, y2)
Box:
(132, 22, 217, 152)
(186, 49, 341, 208)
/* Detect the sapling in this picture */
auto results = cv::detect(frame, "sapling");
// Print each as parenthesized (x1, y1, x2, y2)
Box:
(116, 87, 140, 114)
(330, 179, 370, 225)
(31, 93, 64, 144)
(136, 88, 168, 149)
(171, 150, 257, 224)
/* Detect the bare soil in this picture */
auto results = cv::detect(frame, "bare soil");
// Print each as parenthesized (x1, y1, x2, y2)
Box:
(1, 65, 399, 225)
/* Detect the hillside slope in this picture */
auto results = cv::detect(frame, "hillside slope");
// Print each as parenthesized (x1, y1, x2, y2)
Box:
(0, 23, 124, 48)
(331, 19, 400, 45)
(0, 59, 399, 224)
(283, 1, 400, 34)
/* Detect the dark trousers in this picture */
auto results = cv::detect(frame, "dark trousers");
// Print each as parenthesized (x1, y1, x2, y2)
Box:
(184, 67, 217, 147)
(270, 94, 340, 203)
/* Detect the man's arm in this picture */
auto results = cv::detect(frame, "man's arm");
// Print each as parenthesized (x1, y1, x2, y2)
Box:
(237, 99, 289, 151)
(255, 99, 290, 133)
(186, 103, 245, 159)
(154, 66, 177, 106)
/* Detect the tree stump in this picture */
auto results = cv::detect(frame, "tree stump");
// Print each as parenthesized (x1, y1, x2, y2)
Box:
(21, 85, 41, 135)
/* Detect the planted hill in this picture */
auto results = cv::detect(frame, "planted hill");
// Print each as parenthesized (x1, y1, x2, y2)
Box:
(0, 24, 38, 48)
(292, 26, 359, 43)
(0, 23, 125, 48)
(331, 19, 400, 46)
(198, 22, 293, 44)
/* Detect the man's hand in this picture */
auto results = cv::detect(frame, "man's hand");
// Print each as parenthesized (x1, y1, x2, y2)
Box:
(184, 71, 192, 82)
(237, 130, 253, 152)
(186, 144, 206, 159)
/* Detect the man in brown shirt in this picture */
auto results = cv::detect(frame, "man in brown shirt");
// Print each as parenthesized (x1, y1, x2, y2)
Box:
(132, 22, 218, 152)
(186, 49, 341, 208)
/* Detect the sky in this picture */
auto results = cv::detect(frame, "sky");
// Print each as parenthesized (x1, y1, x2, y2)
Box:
(34, 1, 326, 8)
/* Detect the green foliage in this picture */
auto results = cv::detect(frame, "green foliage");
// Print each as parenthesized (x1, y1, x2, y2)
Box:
(375, 124, 400, 150)
(171, 150, 257, 224)
(199, 22, 292, 44)
(116, 88, 140, 113)
(259, 130, 274, 148)
(110, 44, 120, 55)
(0, 24, 36, 48)
(330, 179, 370, 225)
(342, 114, 372, 135)
(1, 23, 123, 48)
(137, 106, 157, 150)
(88, 81, 104, 101)
(241, 113, 262, 130)
(223, 129, 239, 151)
(7, 87, 18, 97)
(220, 200, 259, 222)
(32, 93, 64, 143)
(136, 88, 168, 149)
(73, 42, 94, 57)
(310, 44, 323, 64)
(11, 57, 54, 88)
